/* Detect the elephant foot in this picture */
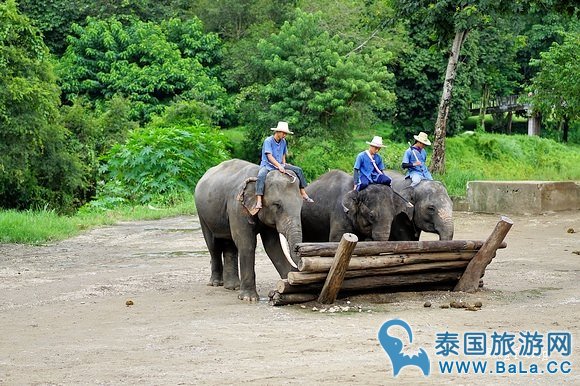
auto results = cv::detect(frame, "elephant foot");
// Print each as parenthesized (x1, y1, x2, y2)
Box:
(238, 290, 259, 302)
(207, 278, 224, 287)
(224, 279, 240, 290)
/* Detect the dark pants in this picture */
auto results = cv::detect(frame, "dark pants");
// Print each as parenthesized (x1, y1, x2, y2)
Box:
(256, 165, 308, 195)
(356, 174, 391, 191)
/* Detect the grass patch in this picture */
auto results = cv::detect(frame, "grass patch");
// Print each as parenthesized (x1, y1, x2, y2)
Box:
(0, 195, 196, 244)
(441, 132, 580, 196)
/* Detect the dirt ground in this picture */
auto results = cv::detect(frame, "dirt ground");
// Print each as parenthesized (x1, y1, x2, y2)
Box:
(0, 210, 578, 385)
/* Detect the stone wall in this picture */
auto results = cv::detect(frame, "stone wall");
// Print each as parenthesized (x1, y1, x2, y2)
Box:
(466, 181, 580, 214)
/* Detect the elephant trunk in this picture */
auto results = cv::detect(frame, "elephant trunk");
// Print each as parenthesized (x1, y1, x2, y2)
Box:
(436, 206, 454, 240)
(437, 220, 454, 240)
(371, 230, 391, 241)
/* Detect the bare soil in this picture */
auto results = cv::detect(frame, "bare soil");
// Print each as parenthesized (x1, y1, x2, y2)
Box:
(0, 211, 578, 385)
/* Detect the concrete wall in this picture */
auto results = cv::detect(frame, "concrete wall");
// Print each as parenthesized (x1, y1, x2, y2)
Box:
(466, 181, 580, 214)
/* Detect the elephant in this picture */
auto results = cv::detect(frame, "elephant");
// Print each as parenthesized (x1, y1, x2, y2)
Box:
(385, 171, 454, 241)
(194, 159, 302, 301)
(301, 170, 413, 242)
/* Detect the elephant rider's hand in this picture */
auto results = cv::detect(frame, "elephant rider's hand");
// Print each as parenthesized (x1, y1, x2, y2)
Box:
(413, 161, 422, 166)
(277, 164, 286, 173)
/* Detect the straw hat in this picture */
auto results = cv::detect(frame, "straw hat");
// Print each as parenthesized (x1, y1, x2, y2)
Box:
(270, 121, 293, 134)
(366, 136, 386, 148)
(414, 132, 431, 146)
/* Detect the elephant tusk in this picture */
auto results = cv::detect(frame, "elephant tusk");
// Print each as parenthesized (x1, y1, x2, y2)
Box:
(279, 233, 298, 269)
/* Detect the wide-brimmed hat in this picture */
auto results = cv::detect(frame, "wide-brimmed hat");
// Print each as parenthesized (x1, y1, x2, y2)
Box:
(366, 136, 386, 148)
(270, 121, 293, 134)
(414, 131, 431, 146)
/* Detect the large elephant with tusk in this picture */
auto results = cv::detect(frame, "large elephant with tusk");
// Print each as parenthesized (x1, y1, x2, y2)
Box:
(194, 159, 302, 301)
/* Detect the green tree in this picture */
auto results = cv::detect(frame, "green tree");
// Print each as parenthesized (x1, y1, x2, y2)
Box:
(189, 0, 296, 40)
(239, 10, 395, 157)
(18, 0, 189, 54)
(395, 0, 578, 172)
(395, 0, 510, 173)
(57, 17, 231, 124)
(529, 23, 579, 142)
(469, 21, 522, 133)
(0, 0, 83, 212)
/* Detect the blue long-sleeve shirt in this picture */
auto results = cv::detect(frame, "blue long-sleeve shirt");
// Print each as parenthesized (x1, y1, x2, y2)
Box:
(402, 146, 432, 180)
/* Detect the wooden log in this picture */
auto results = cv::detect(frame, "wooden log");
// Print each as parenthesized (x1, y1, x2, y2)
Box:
(454, 216, 513, 293)
(299, 250, 476, 272)
(295, 240, 506, 258)
(318, 233, 358, 304)
(269, 291, 317, 306)
(289, 260, 469, 285)
(276, 279, 322, 294)
(275, 271, 464, 297)
(339, 271, 462, 291)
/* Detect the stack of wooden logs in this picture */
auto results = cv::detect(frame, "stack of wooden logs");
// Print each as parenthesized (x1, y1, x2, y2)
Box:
(269, 216, 513, 306)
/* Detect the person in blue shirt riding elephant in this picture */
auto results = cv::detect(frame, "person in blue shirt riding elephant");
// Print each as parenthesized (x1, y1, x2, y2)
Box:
(353, 136, 392, 191)
(402, 131, 433, 187)
(254, 121, 313, 213)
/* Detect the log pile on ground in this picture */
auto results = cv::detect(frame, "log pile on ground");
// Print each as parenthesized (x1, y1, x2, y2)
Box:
(268, 216, 513, 306)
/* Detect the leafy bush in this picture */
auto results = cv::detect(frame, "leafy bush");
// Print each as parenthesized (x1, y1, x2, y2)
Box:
(91, 118, 230, 208)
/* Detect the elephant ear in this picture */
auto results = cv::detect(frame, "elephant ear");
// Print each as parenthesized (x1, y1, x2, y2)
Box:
(237, 177, 258, 215)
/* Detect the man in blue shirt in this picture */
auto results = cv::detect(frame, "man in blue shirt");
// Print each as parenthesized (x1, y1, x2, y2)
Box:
(254, 121, 313, 213)
(353, 136, 392, 191)
(402, 131, 433, 186)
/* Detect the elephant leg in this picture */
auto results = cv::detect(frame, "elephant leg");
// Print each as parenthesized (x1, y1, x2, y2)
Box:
(237, 243, 259, 301)
(222, 239, 240, 290)
(230, 225, 259, 302)
(260, 229, 296, 279)
(199, 217, 224, 287)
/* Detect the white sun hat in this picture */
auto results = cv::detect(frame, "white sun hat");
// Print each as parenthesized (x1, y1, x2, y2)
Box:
(270, 121, 294, 134)
(366, 136, 386, 148)
(414, 131, 431, 146)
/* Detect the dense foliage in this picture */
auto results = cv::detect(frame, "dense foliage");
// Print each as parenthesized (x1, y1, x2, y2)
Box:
(528, 22, 579, 141)
(0, 0, 83, 213)
(57, 16, 231, 124)
(238, 10, 396, 159)
(17, 0, 189, 55)
(0, 0, 576, 213)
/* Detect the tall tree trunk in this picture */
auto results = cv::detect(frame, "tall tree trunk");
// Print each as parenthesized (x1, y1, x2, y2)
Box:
(478, 84, 490, 132)
(527, 112, 541, 136)
(431, 29, 469, 175)
(506, 111, 513, 134)
(562, 115, 569, 142)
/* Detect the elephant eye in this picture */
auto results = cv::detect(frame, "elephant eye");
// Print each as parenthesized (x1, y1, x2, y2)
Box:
(427, 205, 436, 214)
